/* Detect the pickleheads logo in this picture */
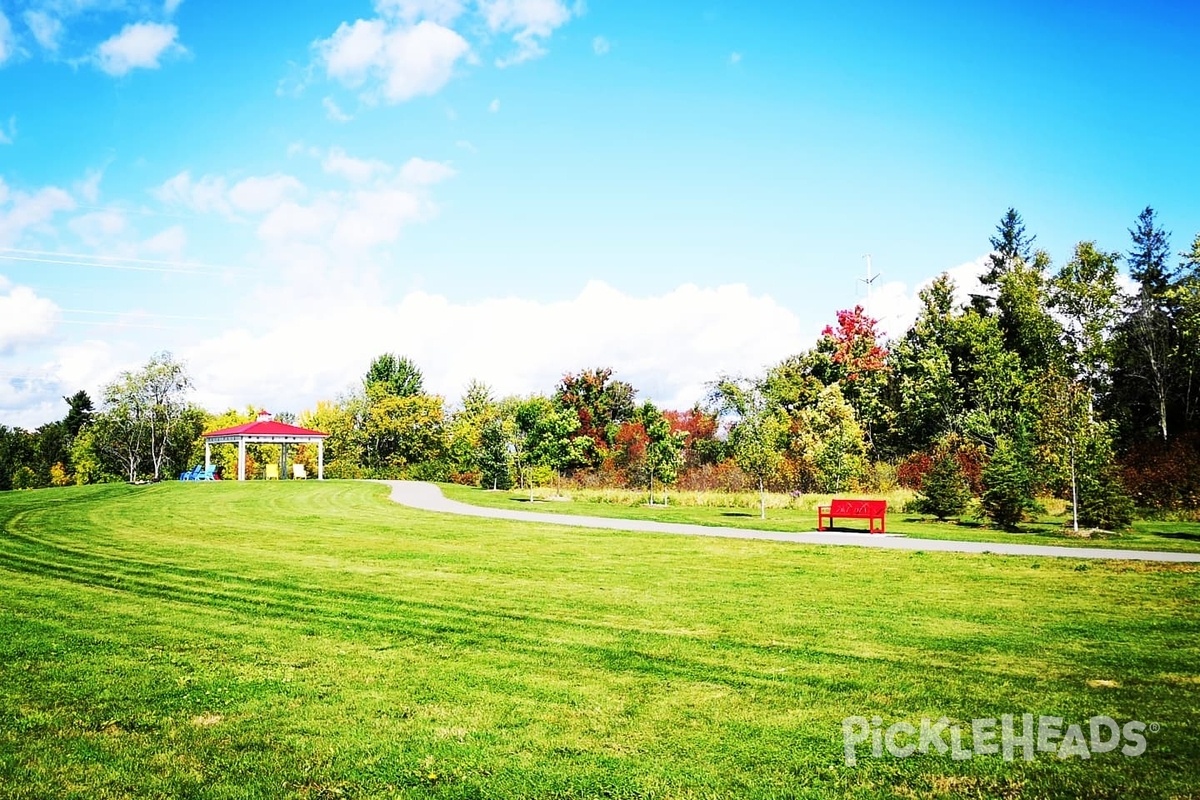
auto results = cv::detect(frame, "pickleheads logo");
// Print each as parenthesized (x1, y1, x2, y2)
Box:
(841, 715, 1156, 766)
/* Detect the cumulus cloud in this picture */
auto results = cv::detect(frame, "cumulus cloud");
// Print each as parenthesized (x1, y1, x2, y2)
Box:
(0, 179, 77, 245)
(482, 0, 575, 66)
(140, 224, 187, 259)
(0, 11, 15, 66)
(95, 21, 182, 76)
(164, 0, 184, 15)
(153, 170, 230, 214)
(68, 209, 128, 245)
(862, 256, 989, 339)
(488, 97, 500, 112)
(0, 115, 15, 145)
(375, 0, 466, 25)
(0, 279, 60, 355)
(316, 18, 469, 103)
(227, 174, 305, 214)
(322, 147, 391, 183)
(592, 35, 609, 55)
(399, 156, 455, 185)
(182, 280, 807, 415)
(23, 10, 63, 52)
(729, 51, 742, 65)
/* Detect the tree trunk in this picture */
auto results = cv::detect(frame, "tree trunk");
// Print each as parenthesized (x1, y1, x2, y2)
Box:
(759, 476, 765, 519)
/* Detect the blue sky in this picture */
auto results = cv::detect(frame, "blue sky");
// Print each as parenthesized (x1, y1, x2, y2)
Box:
(1, 0, 1199, 426)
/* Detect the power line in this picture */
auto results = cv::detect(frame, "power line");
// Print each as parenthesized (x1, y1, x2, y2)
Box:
(61, 308, 232, 322)
(0, 248, 246, 276)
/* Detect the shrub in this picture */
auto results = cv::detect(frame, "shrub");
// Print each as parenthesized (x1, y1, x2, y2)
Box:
(12, 466, 38, 490)
(49, 462, 72, 487)
(913, 453, 972, 520)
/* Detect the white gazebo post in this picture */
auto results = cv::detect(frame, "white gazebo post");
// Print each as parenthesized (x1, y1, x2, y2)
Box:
(238, 439, 246, 481)
(318, 440, 324, 480)
(204, 441, 211, 471)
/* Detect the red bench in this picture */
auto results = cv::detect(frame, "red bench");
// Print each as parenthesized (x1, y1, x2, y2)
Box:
(818, 499, 887, 534)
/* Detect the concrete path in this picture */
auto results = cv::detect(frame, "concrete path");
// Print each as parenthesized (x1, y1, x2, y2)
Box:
(378, 481, 1200, 563)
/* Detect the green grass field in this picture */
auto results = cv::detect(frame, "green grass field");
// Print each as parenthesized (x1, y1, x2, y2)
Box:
(1, 481, 1199, 799)
(440, 484, 1200, 554)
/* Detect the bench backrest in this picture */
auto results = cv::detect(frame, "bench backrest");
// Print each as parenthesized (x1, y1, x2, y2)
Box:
(829, 499, 887, 516)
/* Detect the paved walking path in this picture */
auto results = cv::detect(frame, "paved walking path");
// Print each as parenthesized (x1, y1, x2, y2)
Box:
(379, 481, 1200, 563)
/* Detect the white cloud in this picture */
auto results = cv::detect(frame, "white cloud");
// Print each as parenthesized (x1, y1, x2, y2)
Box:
(482, 0, 574, 66)
(322, 95, 352, 122)
(317, 18, 470, 103)
(399, 157, 456, 186)
(592, 35, 609, 55)
(0, 115, 15, 145)
(95, 22, 181, 76)
(0, 11, 15, 66)
(0, 180, 77, 245)
(68, 209, 127, 245)
(152, 170, 230, 215)
(141, 224, 187, 259)
(0, 280, 60, 355)
(181, 280, 807, 416)
(164, 0, 184, 15)
(322, 147, 391, 183)
(862, 256, 989, 339)
(227, 174, 305, 214)
(374, 0, 465, 25)
(488, 97, 500, 112)
(319, 18, 386, 86)
(75, 168, 104, 203)
(729, 51, 742, 65)
(257, 198, 339, 243)
(23, 10, 63, 52)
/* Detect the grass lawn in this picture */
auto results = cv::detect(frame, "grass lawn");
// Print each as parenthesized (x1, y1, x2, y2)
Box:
(440, 484, 1200, 555)
(1, 481, 1198, 799)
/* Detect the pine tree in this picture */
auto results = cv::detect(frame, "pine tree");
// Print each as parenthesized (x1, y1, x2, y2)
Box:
(980, 437, 1036, 530)
(982, 208, 1036, 287)
(1075, 433, 1135, 531)
(1128, 206, 1173, 295)
(914, 452, 972, 520)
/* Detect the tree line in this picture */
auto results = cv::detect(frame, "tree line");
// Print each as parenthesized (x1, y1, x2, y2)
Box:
(2, 207, 1198, 529)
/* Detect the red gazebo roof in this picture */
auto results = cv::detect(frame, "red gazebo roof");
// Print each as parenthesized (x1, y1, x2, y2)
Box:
(204, 420, 328, 439)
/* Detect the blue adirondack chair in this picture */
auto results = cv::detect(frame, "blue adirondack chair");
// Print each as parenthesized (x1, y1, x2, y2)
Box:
(196, 465, 217, 481)
(179, 465, 202, 481)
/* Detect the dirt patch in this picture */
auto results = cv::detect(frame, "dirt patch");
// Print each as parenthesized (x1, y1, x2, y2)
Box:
(190, 713, 223, 727)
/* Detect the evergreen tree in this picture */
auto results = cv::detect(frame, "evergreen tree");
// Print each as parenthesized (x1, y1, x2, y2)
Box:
(62, 390, 94, 440)
(1128, 206, 1174, 295)
(980, 437, 1036, 530)
(982, 208, 1036, 287)
(1108, 208, 1175, 442)
(1074, 429, 1135, 531)
(914, 452, 972, 520)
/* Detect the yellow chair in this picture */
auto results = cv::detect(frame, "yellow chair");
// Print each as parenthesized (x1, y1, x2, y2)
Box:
(265, 464, 279, 480)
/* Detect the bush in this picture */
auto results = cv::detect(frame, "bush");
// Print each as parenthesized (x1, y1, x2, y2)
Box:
(12, 466, 38, 490)
(913, 453, 972, 520)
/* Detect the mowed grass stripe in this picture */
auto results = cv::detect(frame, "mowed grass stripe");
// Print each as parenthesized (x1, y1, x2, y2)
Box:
(1, 481, 1198, 799)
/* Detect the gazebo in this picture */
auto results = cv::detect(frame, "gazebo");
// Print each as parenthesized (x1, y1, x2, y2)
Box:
(203, 410, 329, 481)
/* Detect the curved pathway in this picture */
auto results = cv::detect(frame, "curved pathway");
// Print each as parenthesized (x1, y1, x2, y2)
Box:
(379, 481, 1200, 563)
